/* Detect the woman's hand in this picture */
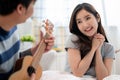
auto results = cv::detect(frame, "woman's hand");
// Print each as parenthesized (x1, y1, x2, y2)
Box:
(92, 34, 101, 51)
(94, 33, 105, 51)
(92, 33, 105, 51)
(92, 33, 105, 53)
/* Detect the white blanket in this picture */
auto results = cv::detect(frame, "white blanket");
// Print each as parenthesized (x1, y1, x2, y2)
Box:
(103, 75, 120, 80)
(40, 70, 96, 80)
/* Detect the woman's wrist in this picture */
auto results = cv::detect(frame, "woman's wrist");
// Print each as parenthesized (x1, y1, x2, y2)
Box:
(91, 47, 97, 52)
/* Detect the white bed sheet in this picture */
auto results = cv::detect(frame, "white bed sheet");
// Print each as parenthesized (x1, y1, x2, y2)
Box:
(103, 75, 120, 80)
(40, 70, 96, 80)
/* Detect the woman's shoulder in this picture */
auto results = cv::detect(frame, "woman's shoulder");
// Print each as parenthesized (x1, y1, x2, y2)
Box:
(103, 42, 115, 53)
(103, 42, 114, 48)
(68, 34, 79, 41)
(65, 34, 79, 49)
(102, 42, 115, 58)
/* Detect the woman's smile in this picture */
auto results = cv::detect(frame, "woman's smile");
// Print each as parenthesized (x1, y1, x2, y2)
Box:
(85, 26, 93, 32)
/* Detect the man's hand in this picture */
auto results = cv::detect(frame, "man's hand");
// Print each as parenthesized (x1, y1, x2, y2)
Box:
(44, 36, 55, 52)
(31, 19, 55, 55)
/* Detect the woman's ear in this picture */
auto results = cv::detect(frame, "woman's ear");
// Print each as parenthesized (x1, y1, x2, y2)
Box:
(16, 4, 25, 15)
(97, 14, 100, 22)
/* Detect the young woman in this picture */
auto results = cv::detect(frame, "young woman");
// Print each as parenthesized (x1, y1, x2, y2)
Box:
(0, 0, 54, 80)
(65, 3, 115, 80)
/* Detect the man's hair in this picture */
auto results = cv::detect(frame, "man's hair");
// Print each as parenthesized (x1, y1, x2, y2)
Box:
(0, 0, 34, 16)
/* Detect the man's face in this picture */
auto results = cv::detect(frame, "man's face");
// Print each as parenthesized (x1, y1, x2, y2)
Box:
(22, 1, 35, 22)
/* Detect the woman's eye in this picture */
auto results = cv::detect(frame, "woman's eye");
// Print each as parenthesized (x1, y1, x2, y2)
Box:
(77, 21, 81, 24)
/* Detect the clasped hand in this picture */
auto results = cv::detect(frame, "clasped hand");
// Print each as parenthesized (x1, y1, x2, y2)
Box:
(92, 33, 105, 51)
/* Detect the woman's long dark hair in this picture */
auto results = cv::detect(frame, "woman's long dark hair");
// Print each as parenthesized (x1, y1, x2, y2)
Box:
(69, 3, 108, 67)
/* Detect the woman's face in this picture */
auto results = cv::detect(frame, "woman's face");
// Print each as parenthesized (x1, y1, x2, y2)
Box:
(76, 9, 99, 37)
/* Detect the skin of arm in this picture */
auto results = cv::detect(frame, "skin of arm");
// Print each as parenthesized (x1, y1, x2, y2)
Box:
(94, 34, 113, 80)
(95, 50, 113, 80)
(67, 36, 100, 77)
(67, 33, 113, 79)
(68, 48, 95, 77)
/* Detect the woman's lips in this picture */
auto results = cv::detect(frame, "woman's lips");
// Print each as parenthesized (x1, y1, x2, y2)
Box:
(85, 27, 93, 32)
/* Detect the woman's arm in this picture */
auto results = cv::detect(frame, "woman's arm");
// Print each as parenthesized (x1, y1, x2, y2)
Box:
(67, 47, 96, 77)
(95, 50, 113, 80)
(68, 34, 101, 77)
(94, 33, 113, 80)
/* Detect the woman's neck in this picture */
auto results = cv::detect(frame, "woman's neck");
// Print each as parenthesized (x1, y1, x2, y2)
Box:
(88, 32, 97, 40)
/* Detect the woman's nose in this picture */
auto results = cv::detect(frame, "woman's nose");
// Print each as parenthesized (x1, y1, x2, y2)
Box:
(82, 21, 88, 27)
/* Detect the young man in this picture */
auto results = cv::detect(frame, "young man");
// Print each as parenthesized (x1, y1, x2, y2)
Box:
(0, 0, 54, 80)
